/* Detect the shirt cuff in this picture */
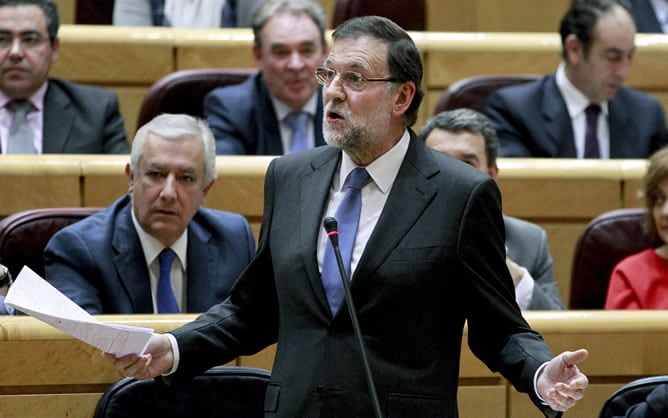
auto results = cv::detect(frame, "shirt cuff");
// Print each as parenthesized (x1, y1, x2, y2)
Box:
(533, 361, 549, 403)
(0, 295, 14, 315)
(162, 333, 180, 376)
(514, 267, 534, 310)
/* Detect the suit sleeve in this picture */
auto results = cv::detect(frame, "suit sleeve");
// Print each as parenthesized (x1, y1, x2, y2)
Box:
(101, 91, 130, 154)
(458, 178, 556, 414)
(485, 92, 532, 157)
(204, 89, 249, 155)
(527, 228, 564, 310)
(43, 228, 105, 314)
(169, 159, 280, 381)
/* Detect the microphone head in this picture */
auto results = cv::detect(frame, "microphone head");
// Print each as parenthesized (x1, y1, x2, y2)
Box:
(323, 217, 339, 247)
(323, 217, 338, 233)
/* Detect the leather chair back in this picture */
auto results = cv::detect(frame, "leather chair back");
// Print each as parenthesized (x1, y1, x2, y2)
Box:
(599, 375, 668, 418)
(569, 208, 659, 309)
(0, 208, 101, 279)
(332, 0, 426, 31)
(136, 68, 257, 128)
(433, 74, 540, 114)
(94, 366, 271, 418)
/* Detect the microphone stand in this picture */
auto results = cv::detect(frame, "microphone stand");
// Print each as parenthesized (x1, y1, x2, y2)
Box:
(324, 218, 384, 418)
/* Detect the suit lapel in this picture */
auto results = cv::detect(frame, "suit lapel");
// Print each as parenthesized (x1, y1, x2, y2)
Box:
(542, 77, 577, 157)
(184, 221, 215, 312)
(353, 134, 438, 293)
(112, 204, 154, 313)
(300, 148, 340, 312)
(608, 97, 632, 158)
(257, 77, 284, 155)
(42, 81, 75, 153)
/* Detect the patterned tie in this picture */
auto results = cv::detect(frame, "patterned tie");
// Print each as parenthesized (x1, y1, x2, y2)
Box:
(584, 104, 601, 158)
(6, 100, 34, 154)
(321, 167, 370, 315)
(157, 248, 179, 313)
(284, 111, 310, 154)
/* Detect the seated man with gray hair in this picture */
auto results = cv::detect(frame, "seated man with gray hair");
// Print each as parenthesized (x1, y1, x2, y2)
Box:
(44, 114, 256, 314)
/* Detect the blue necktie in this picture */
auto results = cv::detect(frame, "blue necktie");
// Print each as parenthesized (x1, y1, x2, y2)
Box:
(7, 100, 34, 154)
(321, 167, 370, 315)
(157, 248, 179, 313)
(584, 104, 601, 158)
(284, 111, 310, 154)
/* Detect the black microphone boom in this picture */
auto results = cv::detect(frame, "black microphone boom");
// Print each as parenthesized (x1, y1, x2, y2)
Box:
(323, 217, 384, 418)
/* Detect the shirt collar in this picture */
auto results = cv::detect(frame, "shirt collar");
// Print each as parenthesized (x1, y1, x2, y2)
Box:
(338, 129, 410, 195)
(0, 81, 48, 110)
(130, 205, 188, 270)
(555, 62, 609, 117)
(271, 90, 319, 122)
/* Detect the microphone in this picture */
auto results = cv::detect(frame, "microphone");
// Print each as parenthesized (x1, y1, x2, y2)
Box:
(323, 217, 384, 418)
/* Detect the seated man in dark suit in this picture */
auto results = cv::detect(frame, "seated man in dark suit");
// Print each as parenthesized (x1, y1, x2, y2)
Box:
(0, 0, 128, 154)
(203, 0, 328, 155)
(43, 114, 256, 314)
(629, 0, 668, 33)
(419, 108, 564, 310)
(485, 0, 668, 159)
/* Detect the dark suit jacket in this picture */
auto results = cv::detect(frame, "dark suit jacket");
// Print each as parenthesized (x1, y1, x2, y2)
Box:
(485, 74, 668, 158)
(203, 72, 325, 155)
(630, 0, 665, 33)
(43, 195, 255, 314)
(505, 215, 563, 310)
(41, 78, 129, 154)
(169, 133, 559, 417)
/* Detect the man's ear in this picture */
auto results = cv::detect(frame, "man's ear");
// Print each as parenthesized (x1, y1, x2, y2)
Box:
(488, 163, 499, 180)
(564, 34, 583, 65)
(125, 163, 134, 193)
(392, 81, 416, 118)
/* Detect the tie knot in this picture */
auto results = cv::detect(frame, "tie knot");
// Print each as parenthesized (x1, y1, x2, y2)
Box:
(347, 167, 370, 190)
(7, 99, 32, 115)
(159, 248, 176, 268)
(284, 111, 309, 132)
(585, 104, 601, 119)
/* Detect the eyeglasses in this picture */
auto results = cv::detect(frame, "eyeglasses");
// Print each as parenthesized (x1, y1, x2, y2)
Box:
(0, 32, 48, 50)
(315, 67, 398, 92)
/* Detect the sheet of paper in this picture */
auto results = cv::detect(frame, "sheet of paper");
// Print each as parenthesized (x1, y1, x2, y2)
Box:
(5, 266, 153, 356)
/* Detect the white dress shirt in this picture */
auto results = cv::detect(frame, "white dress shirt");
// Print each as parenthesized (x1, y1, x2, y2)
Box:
(555, 63, 610, 159)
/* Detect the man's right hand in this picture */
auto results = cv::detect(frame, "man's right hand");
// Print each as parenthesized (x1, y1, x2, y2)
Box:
(102, 333, 174, 380)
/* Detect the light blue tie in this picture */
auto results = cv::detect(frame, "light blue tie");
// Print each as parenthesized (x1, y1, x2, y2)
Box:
(157, 248, 179, 313)
(284, 111, 310, 154)
(7, 100, 34, 154)
(321, 167, 370, 315)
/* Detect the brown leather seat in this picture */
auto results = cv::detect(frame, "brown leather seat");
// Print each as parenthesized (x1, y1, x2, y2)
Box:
(332, 0, 426, 31)
(433, 74, 540, 114)
(0, 208, 101, 279)
(569, 208, 659, 309)
(136, 68, 257, 128)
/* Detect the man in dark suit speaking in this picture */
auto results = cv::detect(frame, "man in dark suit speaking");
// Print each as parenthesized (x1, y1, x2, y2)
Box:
(106, 16, 589, 417)
(0, 0, 128, 154)
(485, 0, 668, 159)
(44, 114, 255, 314)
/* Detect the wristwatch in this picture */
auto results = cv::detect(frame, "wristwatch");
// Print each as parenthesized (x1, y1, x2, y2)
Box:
(0, 265, 12, 288)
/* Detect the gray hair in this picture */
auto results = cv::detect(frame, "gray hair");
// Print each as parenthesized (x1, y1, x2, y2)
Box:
(418, 108, 499, 168)
(130, 114, 217, 186)
(251, 0, 327, 49)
